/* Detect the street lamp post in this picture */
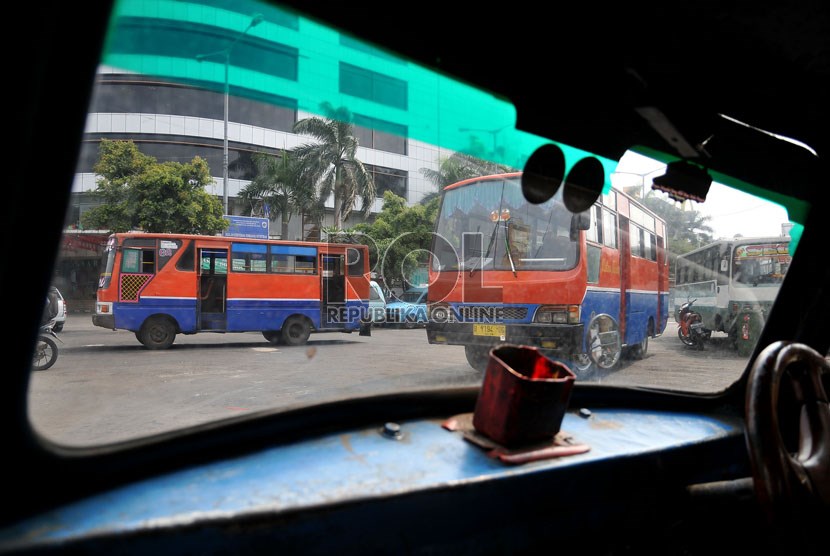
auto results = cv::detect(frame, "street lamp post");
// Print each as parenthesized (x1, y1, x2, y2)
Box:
(197, 14, 264, 215)
(459, 125, 509, 158)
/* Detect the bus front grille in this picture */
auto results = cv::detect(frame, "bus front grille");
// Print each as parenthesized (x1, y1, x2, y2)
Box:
(457, 305, 528, 321)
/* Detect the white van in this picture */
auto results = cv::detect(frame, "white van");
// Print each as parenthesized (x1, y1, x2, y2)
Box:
(368, 280, 386, 324)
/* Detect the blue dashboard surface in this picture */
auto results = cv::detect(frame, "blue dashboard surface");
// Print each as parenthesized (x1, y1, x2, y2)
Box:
(0, 408, 742, 551)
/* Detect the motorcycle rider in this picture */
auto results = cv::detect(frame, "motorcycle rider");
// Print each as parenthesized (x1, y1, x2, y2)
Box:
(42, 287, 60, 326)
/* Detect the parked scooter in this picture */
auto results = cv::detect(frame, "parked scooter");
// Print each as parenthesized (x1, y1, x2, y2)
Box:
(32, 319, 62, 371)
(677, 299, 708, 350)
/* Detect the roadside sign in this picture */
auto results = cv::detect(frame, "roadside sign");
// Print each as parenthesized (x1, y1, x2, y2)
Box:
(223, 215, 269, 239)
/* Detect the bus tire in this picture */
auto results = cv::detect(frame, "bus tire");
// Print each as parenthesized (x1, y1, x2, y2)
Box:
(281, 316, 311, 346)
(570, 354, 594, 377)
(630, 320, 652, 360)
(262, 331, 281, 345)
(630, 335, 648, 359)
(464, 345, 490, 374)
(138, 316, 177, 350)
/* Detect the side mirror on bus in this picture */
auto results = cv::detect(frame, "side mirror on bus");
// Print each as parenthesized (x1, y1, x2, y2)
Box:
(570, 211, 591, 240)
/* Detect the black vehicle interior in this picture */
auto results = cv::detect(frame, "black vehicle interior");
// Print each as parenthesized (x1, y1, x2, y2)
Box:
(4, 1, 828, 555)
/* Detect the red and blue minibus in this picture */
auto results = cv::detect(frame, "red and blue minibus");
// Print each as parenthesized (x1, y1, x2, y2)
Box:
(93, 232, 371, 349)
(426, 172, 669, 374)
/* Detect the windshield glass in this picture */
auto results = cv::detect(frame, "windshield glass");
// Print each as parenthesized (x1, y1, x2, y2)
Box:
(29, 0, 804, 447)
(732, 241, 790, 287)
(434, 176, 578, 272)
(397, 291, 423, 303)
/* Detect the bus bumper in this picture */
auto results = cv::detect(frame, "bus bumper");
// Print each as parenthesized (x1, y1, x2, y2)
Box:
(426, 322, 584, 357)
(92, 314, 115, 329)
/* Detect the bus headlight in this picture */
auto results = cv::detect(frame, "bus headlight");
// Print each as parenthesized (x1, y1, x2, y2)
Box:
(534, 305, 580, 324)
(96, 302, 112, 315)
(429, 303, 450, 323)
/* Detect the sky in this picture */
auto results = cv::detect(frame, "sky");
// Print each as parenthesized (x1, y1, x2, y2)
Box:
(613, 151, 791, 240)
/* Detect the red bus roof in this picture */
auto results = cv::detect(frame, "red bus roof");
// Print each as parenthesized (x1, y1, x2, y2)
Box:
(442, 172, 522, 191)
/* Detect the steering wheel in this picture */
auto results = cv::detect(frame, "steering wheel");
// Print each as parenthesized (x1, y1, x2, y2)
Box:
(745, 341, 830, 530)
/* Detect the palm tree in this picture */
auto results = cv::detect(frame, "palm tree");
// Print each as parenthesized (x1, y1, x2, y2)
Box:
(292, 102, 375, 230)
(239, 151, 315, 239)
(643, 194, 715, 280)
(643, 195, 714, 249)
(419, 151, 514, 205)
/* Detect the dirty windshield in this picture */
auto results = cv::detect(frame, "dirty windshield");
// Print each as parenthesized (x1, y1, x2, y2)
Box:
(29, 0, 802, 446)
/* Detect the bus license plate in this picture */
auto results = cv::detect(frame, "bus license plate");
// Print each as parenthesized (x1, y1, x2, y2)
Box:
(473, 324, 506, 337)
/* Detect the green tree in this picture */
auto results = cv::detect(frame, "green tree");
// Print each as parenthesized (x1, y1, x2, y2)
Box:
(344, 191, 440, 289)
(239, 151, 319, 239)
(81, 140, 228, 234)
(419, 151, 513, 205)
(643, 194, 715, 277)
(292, 102, 375, 230)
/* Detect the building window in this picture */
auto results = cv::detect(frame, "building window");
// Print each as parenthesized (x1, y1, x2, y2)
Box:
(367, 165, 407, 199)
(109, 18, 299, 81)
(353, 114, 407, 155)
(90, 76, 297, 132)
(79, 135, 279, 182)
(339, 35, 404, 63)
(339, 62, 407, 110)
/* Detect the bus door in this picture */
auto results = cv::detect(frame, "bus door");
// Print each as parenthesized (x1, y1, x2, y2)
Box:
(321, 254, 345, 328)
(198, 248, 228, 330)
(656, 235, 667, 332)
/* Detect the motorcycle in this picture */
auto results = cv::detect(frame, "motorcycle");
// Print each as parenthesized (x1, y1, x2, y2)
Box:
(677, 298, 708, 350)
(32, 319, 62, 371)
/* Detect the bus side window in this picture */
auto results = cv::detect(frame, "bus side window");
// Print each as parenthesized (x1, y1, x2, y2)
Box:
(586, 244, 601, 283)
(602, 209, 617, 248)
(121, 249, 141, 273)
(120, 248, 155, 274)
(586, 205, 601, 244)
(629, 222, 642, 258)
(272, 254, 292, 273)
(175, 241, 195, 271)
(646, 232, 656, 261)
(347, 247, 365, 276)
(141, 249, 155, 274)
(295, 256, 316, 274)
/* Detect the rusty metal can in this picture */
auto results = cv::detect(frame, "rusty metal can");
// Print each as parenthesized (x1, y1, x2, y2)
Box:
(472, 344, 576, 447)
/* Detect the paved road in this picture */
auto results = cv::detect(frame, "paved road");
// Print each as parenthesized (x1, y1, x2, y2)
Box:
(28, 316, 750, 446)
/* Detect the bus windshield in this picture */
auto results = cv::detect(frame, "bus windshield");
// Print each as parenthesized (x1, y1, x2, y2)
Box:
(434, 175, 577, 273)
(732, 241, 790, 287)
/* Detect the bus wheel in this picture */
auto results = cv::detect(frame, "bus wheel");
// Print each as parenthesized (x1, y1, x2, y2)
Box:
(262, 331, 281, 345)
(138, 317, 176, 350)
(281, 316, 311, 346)
(570, 354, 594, 377)
(464, 345, 490, 374)
(630, 333, 649, 360)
